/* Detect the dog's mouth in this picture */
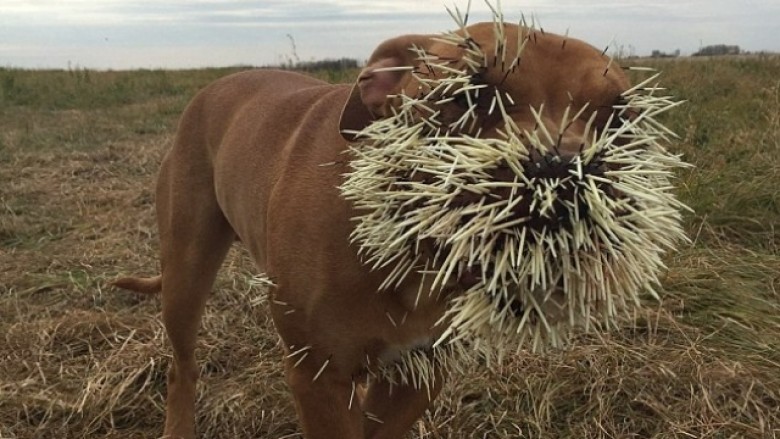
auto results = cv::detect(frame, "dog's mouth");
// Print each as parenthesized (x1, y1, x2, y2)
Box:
(340, 22, 690, 351)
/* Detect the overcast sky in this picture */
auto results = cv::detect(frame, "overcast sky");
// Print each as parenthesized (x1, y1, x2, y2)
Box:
(1, 0, 778, 70)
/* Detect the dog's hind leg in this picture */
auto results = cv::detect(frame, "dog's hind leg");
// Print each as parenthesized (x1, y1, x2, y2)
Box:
(154, 149, 236, 439)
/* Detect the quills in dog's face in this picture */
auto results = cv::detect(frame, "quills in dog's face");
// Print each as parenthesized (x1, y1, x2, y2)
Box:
(369, 342, 472, 401)
(340, 4, 691, 354)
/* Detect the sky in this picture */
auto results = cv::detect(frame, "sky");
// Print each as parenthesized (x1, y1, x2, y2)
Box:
(1, 0, 778, 70)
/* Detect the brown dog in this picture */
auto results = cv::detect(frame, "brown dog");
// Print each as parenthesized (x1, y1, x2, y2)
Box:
(115, 22, 631, 439)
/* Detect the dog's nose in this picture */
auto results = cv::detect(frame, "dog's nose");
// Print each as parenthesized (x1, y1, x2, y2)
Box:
(525, 149, 575, 180)
(524, 135, 605, 180)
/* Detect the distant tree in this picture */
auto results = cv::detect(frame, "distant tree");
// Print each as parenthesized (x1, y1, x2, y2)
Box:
(296, 58, 360, 71)
(650, 49, 680, 58)
(275, 34, 360, 72)
(693, 45, 741, 56)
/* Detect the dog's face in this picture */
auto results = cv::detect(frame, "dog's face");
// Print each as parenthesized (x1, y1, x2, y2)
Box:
(340, 21, 689, 349)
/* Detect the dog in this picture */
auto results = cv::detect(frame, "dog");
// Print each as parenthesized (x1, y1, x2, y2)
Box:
(115, 21, 634, 439)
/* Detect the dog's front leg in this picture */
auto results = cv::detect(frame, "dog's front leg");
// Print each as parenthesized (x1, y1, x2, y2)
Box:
(285, 357, 364, 438)
(361, 368, 445, 439)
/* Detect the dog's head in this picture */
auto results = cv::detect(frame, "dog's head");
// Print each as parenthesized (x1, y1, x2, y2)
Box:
(341, 22, 628, 143)
(340, 20, 690, 350)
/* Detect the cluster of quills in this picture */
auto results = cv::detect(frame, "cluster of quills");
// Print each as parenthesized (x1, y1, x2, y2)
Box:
(262, 2, 691, 404)
(340, 2, 690, 363)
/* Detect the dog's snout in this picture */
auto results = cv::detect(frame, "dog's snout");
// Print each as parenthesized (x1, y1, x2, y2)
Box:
(555, 135, 586, 161)
(525, 137, 603, 178)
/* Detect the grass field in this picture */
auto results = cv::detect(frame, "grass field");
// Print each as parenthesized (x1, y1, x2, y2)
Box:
(1, 57, 778, 438)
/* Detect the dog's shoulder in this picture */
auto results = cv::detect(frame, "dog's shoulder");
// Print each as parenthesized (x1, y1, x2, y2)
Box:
(191, 69, 346, 113)
(208, 69, 332, 94)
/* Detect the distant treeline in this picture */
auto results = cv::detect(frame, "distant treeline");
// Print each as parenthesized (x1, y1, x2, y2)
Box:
(648, 44, 746, 59)
(277, 58, 360, 71)
(693, 45, 741, 57)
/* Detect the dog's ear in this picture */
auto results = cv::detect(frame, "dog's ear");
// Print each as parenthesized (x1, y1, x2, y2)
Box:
(339, 34, 432, 141)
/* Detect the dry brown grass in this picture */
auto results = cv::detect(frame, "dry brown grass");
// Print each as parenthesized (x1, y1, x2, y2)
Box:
(1, 59, 778, 438)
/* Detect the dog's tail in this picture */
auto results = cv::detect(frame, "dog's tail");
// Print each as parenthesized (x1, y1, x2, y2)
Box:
(112, 275, 162, 295)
